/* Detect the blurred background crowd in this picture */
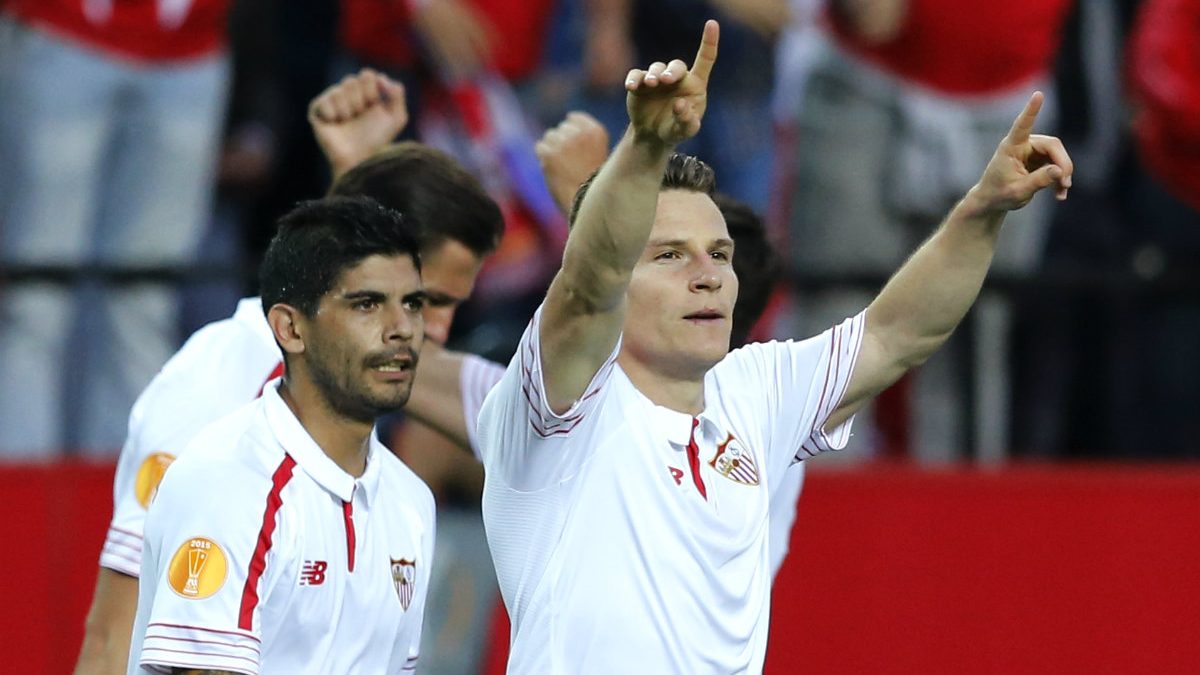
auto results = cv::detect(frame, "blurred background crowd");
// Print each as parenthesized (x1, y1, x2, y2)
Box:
(1, 1, 1197, 671)
(4, 0, 1197, 464)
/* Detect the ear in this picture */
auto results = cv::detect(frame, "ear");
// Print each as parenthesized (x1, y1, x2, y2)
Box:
(267, 304, 307, 357)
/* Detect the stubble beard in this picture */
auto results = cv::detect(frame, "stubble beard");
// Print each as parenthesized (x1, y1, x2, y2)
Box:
(306, 341, 412, 425)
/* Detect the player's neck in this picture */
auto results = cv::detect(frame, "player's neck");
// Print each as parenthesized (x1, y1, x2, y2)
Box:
(278, 377, 372, 477)
(618, 351, 707, 415)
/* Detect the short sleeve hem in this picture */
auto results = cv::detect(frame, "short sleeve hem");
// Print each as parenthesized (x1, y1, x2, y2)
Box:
(796, 312, 866, 461)
(519, 305, 621, 439)
(140, 622, 262, 674)
(99, 525, 143, 577)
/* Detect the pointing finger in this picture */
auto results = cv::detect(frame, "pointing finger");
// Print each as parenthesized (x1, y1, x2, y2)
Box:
(1006, 91, 1043, 145)
(690, 19, 720, 83)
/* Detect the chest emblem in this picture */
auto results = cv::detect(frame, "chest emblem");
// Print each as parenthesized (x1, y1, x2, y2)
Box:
(709, 433, 760, 486)
(391, 558, 417, 610)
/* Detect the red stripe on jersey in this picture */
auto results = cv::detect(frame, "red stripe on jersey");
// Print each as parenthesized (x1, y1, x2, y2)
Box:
(256, 361, 285, 398)
(686, 418, 708, 500)
(238, 454, 296, 630)
(343, 499, 356, 572)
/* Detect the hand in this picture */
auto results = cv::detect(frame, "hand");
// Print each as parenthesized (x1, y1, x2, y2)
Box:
(308, 69, 408, 180)
(624, 19, 720, 147)
(971, 91, 1074, 213)
(411, 0, 495, 81)
(536, 111, 611, 215)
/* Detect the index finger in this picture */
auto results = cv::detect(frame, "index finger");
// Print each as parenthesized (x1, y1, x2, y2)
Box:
(689, 19, 720, 83)
(1006, 91, 1044, 145)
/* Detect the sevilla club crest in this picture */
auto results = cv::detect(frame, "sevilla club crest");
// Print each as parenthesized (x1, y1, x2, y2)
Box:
(391, 558, 416, 610)
(709, 433, 760, 486)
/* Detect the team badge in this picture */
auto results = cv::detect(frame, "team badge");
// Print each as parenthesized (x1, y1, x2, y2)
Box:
(709, 433, 760, 486)
(167, 537, 228, 599)
(391, 558, 416, 610)
(134, 452, 175, 509)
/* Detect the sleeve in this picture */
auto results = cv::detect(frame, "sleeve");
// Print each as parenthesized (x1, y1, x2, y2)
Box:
(100, 318, 283, 577)
(137, 456, 279, 674)
(100, 402, 161, 577)
(460, 354, 506, 461)
(727, 312, 865, 486)
(476, 304, 621, 491)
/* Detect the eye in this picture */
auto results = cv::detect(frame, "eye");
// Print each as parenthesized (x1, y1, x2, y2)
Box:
(403, 297, 426, 313)
(655, 250, 681, 261)
(710, 250, 731, 262)
(352, 298, 379, 311)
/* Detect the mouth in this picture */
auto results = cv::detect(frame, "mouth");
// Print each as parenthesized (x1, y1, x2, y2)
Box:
(683, 309, 725, 323)
(368, 352, 416, 380)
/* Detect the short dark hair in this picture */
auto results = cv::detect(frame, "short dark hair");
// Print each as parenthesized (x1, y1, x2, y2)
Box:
(714, 193, 778, 347)
(567, 153, 715, 228)
(330, 142, 504, 257)
(259, 196, 421, 317)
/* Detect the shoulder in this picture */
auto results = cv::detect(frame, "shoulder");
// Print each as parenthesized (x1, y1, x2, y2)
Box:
(128, 303, 281, 450)
(155, 402, 277, 509)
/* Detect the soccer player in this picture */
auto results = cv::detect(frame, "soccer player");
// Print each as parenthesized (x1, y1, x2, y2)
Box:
(534, 110, 802, 575)
(74, 71, 503, 675)
(476, 20, 1073, 673)
(128, 196, 432, 672)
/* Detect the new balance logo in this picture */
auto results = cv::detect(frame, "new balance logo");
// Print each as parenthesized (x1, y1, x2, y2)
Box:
(300, 560, 327, 586)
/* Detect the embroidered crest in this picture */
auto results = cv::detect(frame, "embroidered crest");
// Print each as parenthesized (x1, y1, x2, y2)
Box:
(709, 433, 760, 486)
(391, 558, 416, 610)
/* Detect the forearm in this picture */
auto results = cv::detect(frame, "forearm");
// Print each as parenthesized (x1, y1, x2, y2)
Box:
(74, 568, 138, 675)
(404, 343, 471, 451)
(866, 186, 1004, 367)
(558, 127, 671, 312)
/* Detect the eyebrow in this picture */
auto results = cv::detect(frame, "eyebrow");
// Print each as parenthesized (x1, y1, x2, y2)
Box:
(339, 289, 428, 303)
(647, 238, 735, 249)
(402, 289, 429, 304)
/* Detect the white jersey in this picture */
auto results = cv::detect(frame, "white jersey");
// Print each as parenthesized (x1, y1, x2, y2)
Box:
(768, 462, 805, 578)
(101, 297, 282, 577)
(462, 348, 808, 580)
(477, 306, 864, 674)
(129, 382, 435, 674)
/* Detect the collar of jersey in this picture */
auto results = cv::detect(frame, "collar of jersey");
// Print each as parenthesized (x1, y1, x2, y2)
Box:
(614, 365, 723, 447)
(261, 381, 382, 503)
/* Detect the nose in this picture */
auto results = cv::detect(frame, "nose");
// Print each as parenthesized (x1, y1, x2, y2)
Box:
(689, 258, 723, 293)
(422, 305, 455, 345)
(384, 304, 421, 344)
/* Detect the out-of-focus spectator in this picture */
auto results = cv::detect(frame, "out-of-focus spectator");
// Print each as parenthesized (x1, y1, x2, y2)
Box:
(1127, 0, 1200, 214)
(781, 0, 1074, 462)
(0, 1, 232, 457)
(1124, 0, 1200, 457)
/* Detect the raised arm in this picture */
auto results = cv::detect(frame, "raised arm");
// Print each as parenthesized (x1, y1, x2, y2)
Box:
(540, 20, 720, 412)
(827, 91, 1073, 429)
(536, 111, 611, 215)
(308, 68, 409, 181)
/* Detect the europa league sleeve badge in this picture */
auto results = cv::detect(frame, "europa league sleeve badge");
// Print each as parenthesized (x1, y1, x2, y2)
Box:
(167, 536, 229, 599)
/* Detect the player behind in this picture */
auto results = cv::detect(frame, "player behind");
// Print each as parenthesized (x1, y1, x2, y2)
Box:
(475, 20, 1073, 673)
(74, 71, 503, 675)
(128, 196, 433, 673)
